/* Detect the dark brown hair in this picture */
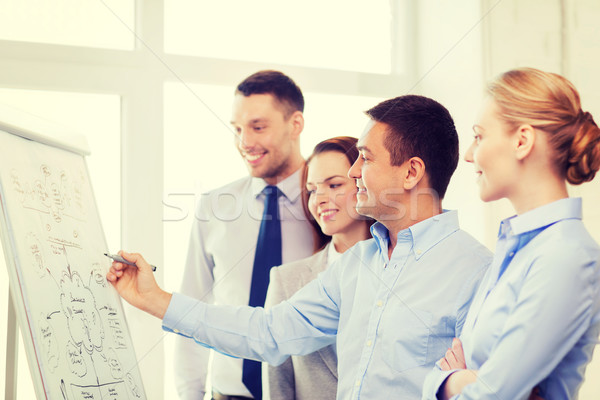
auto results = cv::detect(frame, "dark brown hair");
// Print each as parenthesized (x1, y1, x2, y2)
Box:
(301, 136, 366, 251)
(365, 95, 459, 199)
(235, 70, 304, 117)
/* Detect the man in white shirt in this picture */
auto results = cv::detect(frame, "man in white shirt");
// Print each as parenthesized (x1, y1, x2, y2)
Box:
(174, 70, 315, 400)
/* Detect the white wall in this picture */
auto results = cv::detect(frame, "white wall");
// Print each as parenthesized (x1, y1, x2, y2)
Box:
(414, 0, 600, 397)
(411, 0, 487, 244)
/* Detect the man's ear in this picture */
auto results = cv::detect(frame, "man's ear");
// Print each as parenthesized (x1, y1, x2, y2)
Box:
(289, 111, 304, 139)
(403, 157, 426, 190)
(514, 124, 536, 161)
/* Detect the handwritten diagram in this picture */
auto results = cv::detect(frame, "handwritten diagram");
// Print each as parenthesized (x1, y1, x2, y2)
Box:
(10, 164, 86, 225)
(0, 131, 146, 399)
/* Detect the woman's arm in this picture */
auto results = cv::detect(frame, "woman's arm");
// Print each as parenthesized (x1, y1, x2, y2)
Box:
(445, 249, 598, 399)
(437, 338, 476, 400)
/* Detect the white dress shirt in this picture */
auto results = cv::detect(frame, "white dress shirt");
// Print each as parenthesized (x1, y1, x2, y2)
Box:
(327, 242, 342, 266)
(174, 168, 315, 399)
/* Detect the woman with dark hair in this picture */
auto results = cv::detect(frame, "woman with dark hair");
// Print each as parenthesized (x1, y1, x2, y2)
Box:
(423, 67, 600, 400)
(264, 136, 372, 400)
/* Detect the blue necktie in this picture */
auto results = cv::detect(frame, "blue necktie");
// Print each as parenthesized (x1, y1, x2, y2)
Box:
(242, 185, 282, 399)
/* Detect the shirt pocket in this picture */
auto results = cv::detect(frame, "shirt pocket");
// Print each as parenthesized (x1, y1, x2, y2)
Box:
(381, 307, 432, 372)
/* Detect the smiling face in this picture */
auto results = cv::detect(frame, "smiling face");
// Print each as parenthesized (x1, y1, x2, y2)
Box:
(465, 97, 520, 202)
(348, 121, 407, 222)
(306, 151, 363, 237)
(231, 93, 302, 184)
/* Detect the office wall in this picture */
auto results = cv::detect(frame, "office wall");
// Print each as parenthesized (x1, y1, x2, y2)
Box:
(411, 0, 487, 243)
(482, 0, 600, 244)
(416, 0, 600, 397)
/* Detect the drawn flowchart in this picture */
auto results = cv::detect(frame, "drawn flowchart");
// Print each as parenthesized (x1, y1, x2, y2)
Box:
(21, 229, 144, 400)
(10, 164, 86, 225)
(0, 130, 146, 399)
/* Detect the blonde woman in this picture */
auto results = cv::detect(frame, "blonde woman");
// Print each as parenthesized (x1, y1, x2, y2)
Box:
(423, 68, 600, 399)
(264, 136, 372, 400)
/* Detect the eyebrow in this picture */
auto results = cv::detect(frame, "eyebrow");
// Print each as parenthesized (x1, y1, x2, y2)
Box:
(357, 145, 372, 154)
(306, 175, 345, 185)
(230, 118, 268, 125)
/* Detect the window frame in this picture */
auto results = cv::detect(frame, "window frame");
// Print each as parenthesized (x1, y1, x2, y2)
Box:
(0, 1, 416, 397)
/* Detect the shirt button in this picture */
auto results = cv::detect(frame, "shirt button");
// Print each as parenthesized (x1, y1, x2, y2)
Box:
(366, 340, 372, 347)
(376, 300, 383, 307)
(173, 328, 180, 333)
(355, 380, 361, 387)
(509, 252, 515, 257)
(416, 249, 422, 255)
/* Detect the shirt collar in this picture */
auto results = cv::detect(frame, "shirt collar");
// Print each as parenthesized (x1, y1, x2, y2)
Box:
(370, 210, 460, 260)
(499, 197, 582, 238)
(251, 166, 304, 202)
(326, 241, 342, 267)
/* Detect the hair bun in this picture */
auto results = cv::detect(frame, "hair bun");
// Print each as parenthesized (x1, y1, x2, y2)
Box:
(566, 111, 600, 184)
(577, 110, 593, 124)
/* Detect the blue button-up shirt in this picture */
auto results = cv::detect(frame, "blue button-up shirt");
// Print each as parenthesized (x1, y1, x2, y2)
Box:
(163, 210, 492, 399)
(423, 198, 600, 400)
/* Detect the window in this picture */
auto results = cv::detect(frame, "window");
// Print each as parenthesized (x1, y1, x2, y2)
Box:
(165, 0, 392, 73)
(0, 0, 135, 50)
(1, 3, 407, 398)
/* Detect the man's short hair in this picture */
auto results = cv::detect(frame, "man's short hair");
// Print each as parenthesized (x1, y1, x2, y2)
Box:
(366, 95, 459, 198)
(236, 70, 304, 117)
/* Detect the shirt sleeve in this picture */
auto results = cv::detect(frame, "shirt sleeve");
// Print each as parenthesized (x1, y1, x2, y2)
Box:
(453, 256, 490, 338)
(172, 210, 216, 400)
(163, 262, 341, 367)
(421, 362, 458, 400)
(448, 245, 598, 399)
(265, 265, 288, 309)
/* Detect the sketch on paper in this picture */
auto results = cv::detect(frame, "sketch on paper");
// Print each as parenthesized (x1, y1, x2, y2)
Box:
(0, 130, 146, 399)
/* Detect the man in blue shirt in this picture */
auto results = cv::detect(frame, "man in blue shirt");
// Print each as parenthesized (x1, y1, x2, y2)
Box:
(107, 95, 493, 399)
